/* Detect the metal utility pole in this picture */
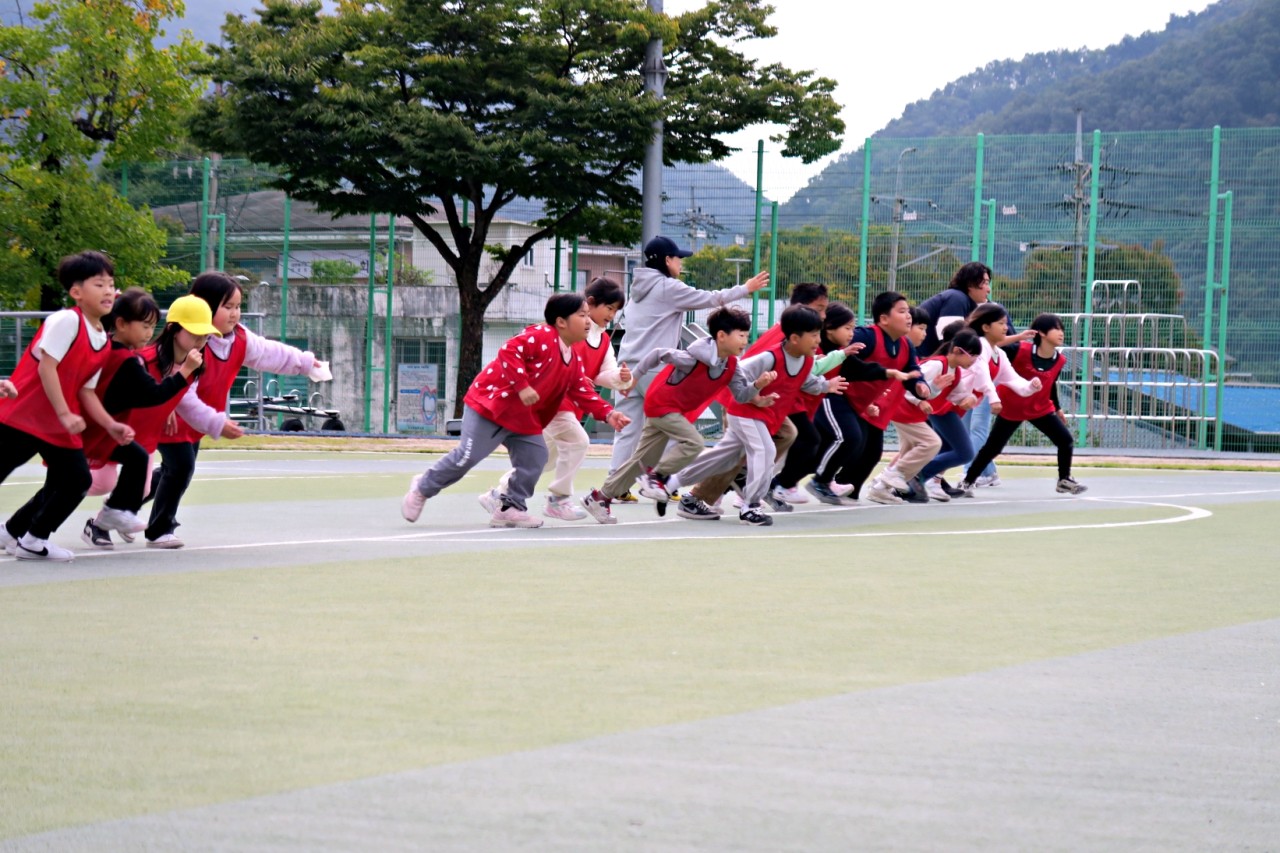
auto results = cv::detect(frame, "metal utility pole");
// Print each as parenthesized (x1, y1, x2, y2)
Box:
(665, 187, 719, 252)
(641, 0, 667, 245)
(1071, 107, 1089, 314)
(887, 146, 917, 291)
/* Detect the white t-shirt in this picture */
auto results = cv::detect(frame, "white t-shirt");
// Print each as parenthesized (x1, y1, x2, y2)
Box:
(36, 309, 107, 390)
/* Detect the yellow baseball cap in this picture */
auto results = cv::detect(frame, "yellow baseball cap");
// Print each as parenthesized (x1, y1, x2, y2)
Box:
(165, 295, 222, 337)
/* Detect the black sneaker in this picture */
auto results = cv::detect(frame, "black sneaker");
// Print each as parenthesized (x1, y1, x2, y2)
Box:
(939, 477, 968, 498)
(900, 476, 930, 504)
(81, 518, 114, 550)
(804, 479, 845, 506)
(738, 504, 774, 526)
(676, 494, 720, 521)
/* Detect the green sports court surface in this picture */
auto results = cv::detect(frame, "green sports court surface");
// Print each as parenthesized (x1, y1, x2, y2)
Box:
(1, 448, 1277, 850)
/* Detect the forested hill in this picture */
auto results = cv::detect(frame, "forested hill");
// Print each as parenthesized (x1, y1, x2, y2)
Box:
(881, 0, 1276, 137)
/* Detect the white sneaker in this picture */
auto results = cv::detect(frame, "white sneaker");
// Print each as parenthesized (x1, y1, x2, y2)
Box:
(0, 524, 17, 556)
(975, 473, 1001, 488)
(146, 533, 185, 549)
(776, 485, 809, 504)
(867, 480, 906, 505)
(879, 467, 909, 492)
(925, 476, 952, 502)
(15, 534, 74, 562)
(544, 495, 588, 521)
(96, 506, 146, 534)
(489, 505, 544, 529)
(402, 474, 428, 522)
(478, 487, 500, 515)
(829, 481, 856, 497)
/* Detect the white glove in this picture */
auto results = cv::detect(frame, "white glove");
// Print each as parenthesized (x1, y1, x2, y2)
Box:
(308, 360, 333, 382)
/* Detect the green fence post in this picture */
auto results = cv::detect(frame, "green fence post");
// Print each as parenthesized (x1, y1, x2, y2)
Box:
(751, 140, 764, 339)
(971, 133, 985, 260)
(383, 213, 396, 434)
(199, 157, 211, 270)
(570, 236, 579, 292)
(856, 138, 872, 324)
(280, 194, 291, 340)
(553, 235, 562, 293)
(364, 213, 377, 432)
(983, 199, 996, 270)
(1074, 129, 1103, 446)
(768, 201, 779, 328)
(1214, 191, 1233, 452)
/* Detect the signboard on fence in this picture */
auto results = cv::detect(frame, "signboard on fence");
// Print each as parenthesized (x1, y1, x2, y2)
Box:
(397, 364, 438, 432)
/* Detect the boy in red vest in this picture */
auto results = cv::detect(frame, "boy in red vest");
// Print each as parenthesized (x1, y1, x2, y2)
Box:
(401, 293, 630, 529)
(582, 306, 773, 523)
(0, 251, 127, 561)
(494, 277, 633, 520)
(663, 305, 848, 526)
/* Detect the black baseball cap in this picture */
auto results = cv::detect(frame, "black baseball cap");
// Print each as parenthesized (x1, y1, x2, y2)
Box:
(643, 235, 694, 260)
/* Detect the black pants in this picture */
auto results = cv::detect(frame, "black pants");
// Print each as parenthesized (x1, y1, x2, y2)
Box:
(145, 440, 199, 540)
(104, 441, 150, 513)
(965, 414, 1074, 483)
(837, 414, 884, 499)
(0, 423, 92, 540)
(812, 396, 865, 485)
(774, 411, 820, 489)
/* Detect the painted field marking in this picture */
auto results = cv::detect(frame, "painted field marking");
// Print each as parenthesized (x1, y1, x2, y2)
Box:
(4, 492, 1254, 565)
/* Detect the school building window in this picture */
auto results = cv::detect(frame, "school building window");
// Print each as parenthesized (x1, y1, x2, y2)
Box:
(394, 338, 447, 372)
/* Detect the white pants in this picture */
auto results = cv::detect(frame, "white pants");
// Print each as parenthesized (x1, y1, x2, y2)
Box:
(669, 415, 776, 507)
(499, 409, 590, 499)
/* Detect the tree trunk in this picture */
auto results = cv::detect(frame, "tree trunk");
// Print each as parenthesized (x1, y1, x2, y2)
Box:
(454, 281, 488, 419)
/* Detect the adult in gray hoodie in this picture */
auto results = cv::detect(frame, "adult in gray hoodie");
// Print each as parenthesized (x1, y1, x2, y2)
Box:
(609, 235, 769, 480)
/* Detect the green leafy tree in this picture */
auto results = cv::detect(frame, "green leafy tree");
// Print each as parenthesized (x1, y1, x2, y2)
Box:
(309, 259, 361, 285)
(190, 0, 844, 415)
(0, 0, 205, 307)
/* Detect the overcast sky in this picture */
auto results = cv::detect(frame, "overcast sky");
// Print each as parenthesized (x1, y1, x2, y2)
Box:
(3, 0, 1218, 199)
(663, 0, 1217, 199)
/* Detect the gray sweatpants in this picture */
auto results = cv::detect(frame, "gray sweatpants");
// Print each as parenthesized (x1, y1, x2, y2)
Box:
(416, 406, 549, 512)
(668, 414, 776, 507)
(607, 370, 656, 476)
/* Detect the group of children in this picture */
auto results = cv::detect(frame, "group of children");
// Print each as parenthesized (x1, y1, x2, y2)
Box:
(402, 236, 1087, 531)
(0, 242, 1087, 559)
(0, 251, 330, 561)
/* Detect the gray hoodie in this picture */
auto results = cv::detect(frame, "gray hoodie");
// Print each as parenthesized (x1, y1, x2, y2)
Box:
(616, 267, 753, 377)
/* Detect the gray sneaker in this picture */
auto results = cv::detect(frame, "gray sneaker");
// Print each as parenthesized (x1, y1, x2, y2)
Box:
(1056, 477, 1088, 494)
(738, 505, 774, 526)
(762, 490, 794, 513)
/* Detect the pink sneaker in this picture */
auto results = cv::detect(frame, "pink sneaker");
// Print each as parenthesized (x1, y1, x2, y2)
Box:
(489, 505, 544, 529)
(402, 474, 427, 522)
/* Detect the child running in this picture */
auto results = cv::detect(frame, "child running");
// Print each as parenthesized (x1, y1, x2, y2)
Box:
(662, 305, 847, 526)
(868, 307, 944, 504)
(79, 291, 213, 548)
(582, 307, 767, 523)
(0, 251, 118, 561)
(959, 313, 1087, 495)
(811, 302, 919, 504)
(146, 272, 332, 549)
(402, 293, 630, 529)
(495, 277, 632, 520)
(926, 302, 1039, 499)
(900, 327, 984, 503)
(815, 292, 929, 503)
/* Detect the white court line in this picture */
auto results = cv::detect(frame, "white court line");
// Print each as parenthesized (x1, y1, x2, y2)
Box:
(4, 493, 1246, 564)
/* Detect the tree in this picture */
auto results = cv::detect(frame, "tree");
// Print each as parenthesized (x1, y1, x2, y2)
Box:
(0, 0, 205, 307)
(190, 0, 844, 416)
